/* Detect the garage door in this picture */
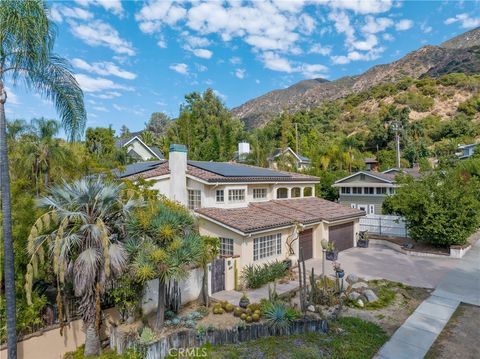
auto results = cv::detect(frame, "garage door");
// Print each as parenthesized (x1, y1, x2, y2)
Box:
(299, 228, 313, 260)
(329, 222, 354, 252)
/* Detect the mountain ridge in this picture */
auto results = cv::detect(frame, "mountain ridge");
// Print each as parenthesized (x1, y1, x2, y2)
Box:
(233, 27, 480, 129)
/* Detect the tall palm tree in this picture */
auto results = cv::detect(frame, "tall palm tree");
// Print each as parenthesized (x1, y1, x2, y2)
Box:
(127, 200, 203, 329)
(26, 178, 140, 356)
(1, 1, 86, 357)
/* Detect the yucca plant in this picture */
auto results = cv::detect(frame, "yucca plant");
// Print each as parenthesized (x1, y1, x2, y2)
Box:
(262, 301, 298, 331)
(26, 177, 141, 356)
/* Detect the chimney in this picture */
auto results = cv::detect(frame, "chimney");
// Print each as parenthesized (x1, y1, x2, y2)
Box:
(238, 142, 250, 160)
(169, 144, 188, 206)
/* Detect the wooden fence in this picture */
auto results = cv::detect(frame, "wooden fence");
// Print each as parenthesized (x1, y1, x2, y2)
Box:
(111, 318, 328, 358)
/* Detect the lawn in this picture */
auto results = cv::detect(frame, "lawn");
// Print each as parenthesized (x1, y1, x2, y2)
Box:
(167, 317, 388, 359)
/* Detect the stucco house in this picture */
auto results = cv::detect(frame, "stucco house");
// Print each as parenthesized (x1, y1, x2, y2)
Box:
(115, 133, 164, 161)
(268, 147, 311, 170)
(333, 167, 421, 215)
(118, 144, 365, 292)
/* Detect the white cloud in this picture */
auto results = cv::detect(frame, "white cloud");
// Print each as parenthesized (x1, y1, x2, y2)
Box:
(444, 13, 480, 29)
(192, 48, 213, 59)
(71, 58, 137, 80)
(92, 91, 122, 99)
(49, 4, 94, 23)
(75, 0, 124, 17)
(420, 22, 432, 34)
(351, 34, 378, 51)
(255, 79, 260, 84)
(395, 19, 413, 31)
(69, 20, 135, 56)
(92, 106, 108, 112)
(213, 89, 227, 101)
(183, 34, 211, 48)
(329, 0, 393, 14)
(300, 64, 328, 79)
(136, 1, 187, 33)
(75, 74, 133, 93)
(261, 52, 294, 73)
(195, 64, 208, 72)
(331, 47, 384, 64)
(169, 63, 189, 75)
(328, 11, 355, 45)
(310, 44, 332, 56)
(383, 33, 394, 41)
(230, 56, 242, 65)
(235, 69, 246, 79)
(361, 16, 393, 34)
(157, 39, 167, 48)
(4, 87, 20, 105)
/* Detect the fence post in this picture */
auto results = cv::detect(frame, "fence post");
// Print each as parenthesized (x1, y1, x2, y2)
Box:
(379, 217, 382, 235)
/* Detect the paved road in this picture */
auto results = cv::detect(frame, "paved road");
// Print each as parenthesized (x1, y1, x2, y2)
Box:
(376, 240, 480, 359)
(305, 245, 457, 288)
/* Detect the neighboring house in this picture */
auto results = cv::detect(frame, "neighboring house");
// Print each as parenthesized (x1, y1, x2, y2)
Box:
(332, 168, 421, 215)
(118, 144, 365, 291)
(364, 158, 379, 171)
(457, 143, 478, 159)
(268, 147, 311, 170)
(115, 133, 164, 161)
(233, 141, 251, 163)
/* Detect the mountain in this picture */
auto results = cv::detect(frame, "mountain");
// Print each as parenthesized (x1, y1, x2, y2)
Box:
(233, 27, 480, 129)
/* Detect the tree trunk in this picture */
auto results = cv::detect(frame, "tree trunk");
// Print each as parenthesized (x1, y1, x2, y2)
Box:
(0, 83, 17, 359)
(202, 263, 209, 307)
(84, 322, 101, 357)
(155, 277, 166, 330)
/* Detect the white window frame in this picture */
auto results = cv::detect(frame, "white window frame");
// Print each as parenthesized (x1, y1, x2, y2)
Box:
(341, 187, 351, 194)
(187, 189, 201, 210)
(219, 237, 234, 256)
(369, 204, 375, 214)
(364, 187, 374, 195)
(215, 189, 224, 203)
(352, 187, 362, 195)
(276, 187, 289, 199)
(376, 187, 387, 195)
(303, 187, 313, 197)
(253, 233, 282, 261)
(291, 187, 301, 198)
(253, 188, 267, 199)
(228, 189, 245, 202)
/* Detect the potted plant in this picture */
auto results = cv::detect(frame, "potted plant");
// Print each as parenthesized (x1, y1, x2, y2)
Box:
(332, 262, 344, 278)
(325, 242, 338, 261)
(239, 292, 250, 309)
(357, 230, 369, 248)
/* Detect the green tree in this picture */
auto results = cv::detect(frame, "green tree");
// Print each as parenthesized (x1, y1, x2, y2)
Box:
(26, 178, 140, 356)
(127, 200, 203, 330)
(383, 171, 480, 246)
(146, 112, 171, 136)
(0, 1, 86, 356)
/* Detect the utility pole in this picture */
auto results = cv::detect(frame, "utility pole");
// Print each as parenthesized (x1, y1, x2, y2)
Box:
(294, 122, 299, 155)
(391, 121, 402, 168)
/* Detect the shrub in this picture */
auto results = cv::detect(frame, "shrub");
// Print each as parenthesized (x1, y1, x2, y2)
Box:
(243, 261, 288, 289)
(458, 96, 480, 116)
(262, 301, 298, 330)
(395, 91, 434, 112)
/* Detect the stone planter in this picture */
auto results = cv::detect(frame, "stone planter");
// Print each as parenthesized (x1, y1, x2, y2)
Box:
(357, 239, 369, 248)
(325, 250, 338, 261)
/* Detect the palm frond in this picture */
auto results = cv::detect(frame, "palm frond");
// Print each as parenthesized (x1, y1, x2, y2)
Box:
(74, 248, 101, 297)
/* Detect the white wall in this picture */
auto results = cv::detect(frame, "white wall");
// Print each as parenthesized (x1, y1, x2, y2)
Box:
(127, 139, 156, 161)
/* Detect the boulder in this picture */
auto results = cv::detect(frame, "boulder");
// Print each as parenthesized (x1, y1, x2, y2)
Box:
(352, 282, 369, 290)
(363, 289, 379, 303)
(357, 299, 364, 307)
(348, 291, 361, 301)
(346, 274, 359, 284)
(307, 305, 316, 313)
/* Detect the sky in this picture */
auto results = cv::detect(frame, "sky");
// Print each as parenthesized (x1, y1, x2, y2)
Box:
(4, 0, 480, 135)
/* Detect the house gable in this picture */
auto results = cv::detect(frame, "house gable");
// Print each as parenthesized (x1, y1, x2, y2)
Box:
(334, 172, 394, 186)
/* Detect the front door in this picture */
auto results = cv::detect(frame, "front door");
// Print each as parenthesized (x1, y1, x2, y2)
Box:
(211, 257, 225, 293)
(299, 228, 313, 260)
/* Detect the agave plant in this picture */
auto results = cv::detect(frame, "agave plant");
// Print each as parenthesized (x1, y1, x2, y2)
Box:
(262, 301, 298, 331)
(26, 177, 141, 356)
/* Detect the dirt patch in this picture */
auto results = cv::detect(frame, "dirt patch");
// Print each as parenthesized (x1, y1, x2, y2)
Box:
(426, 303, 480, 359)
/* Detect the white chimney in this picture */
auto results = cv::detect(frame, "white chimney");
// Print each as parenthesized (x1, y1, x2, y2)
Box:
(169, 144, 188, 206)
(238, 142, 250, 157)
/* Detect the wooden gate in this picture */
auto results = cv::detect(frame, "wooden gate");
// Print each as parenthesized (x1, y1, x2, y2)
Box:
(211, 257, 225, 294)
(299, 228, 313, 260)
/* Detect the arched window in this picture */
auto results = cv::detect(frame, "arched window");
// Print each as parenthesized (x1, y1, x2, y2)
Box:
(303, 187, 313, 197)
(291, 187, 301, 198)
(277, 188, 288, 199)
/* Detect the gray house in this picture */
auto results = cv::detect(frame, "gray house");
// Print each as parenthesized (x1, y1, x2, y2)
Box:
(332, 168, 420, 215)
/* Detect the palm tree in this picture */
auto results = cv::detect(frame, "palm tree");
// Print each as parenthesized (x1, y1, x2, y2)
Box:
(26, 177, 140, 356)
(1, 1, 86, 357)
(127, 200, 203, 329)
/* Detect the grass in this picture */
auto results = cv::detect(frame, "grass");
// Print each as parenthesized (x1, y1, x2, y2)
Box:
(175, 317, 389, 359)
(347, 280, 401, 310)
(63, 345, 142, 359)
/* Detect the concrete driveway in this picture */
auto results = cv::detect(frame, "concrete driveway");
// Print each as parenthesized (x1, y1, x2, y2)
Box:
(306, 244, 459, 288)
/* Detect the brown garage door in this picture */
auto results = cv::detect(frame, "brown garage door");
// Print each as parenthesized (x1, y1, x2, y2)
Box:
(329, 222, 354, 252)
(299, 228, 313, 260)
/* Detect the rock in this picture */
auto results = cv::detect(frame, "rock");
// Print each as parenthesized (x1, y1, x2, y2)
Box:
(346, 274, 359, 284)
(364, 289, 379, 303)
(307, 305, 316, 312)
(348, 291, 361, 301)
(352, 282, 369, 290)
(357, 299, 364, 307)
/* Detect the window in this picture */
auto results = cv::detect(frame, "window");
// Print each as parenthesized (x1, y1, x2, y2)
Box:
(341, 187, 351, 194)
(369, 204, 375, 214)
(364, 187, 374, 195)
(350, 203, 356, 209)
(215, 189, 224, 202)
(277, 188, 288, 199)
(228, 189, 245, 202)
(303, 187, 313, 197)
(352, 187, 362, 194)
(220, 237, 234, 256)
(376, 187, 387, 195)
(253, 233, 282, 261)
(291, 187, 301, 198)
(253, 188, 267, 199)
(389, 188, 395, 195)
(188, 189, 201, 210)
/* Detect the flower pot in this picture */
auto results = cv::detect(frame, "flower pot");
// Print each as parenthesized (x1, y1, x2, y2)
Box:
(283, 258, 293, 269)
(357, 239, 369, 248)
(325, 250, 338, 261)
(336, 270, 345, 279)
(239, 297, 250, 309)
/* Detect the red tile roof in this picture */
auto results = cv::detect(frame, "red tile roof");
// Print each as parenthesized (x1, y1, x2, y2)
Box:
(196, 197, 365, 234)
